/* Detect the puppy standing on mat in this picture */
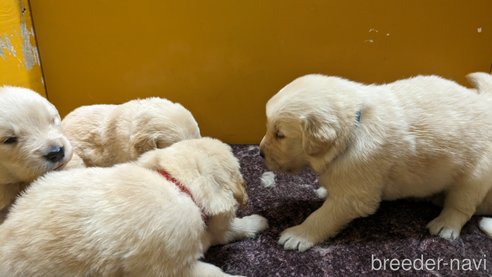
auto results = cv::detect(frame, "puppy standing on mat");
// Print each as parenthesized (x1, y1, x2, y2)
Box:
(260, 72, 492, 251)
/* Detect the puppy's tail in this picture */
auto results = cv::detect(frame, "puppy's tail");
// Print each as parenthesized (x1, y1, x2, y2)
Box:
(479, 217, 492, 238)
(467, 72, 492, 96)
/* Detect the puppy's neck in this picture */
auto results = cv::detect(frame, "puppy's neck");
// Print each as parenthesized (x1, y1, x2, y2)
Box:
(308, 109, 363, 174)
(156, 168, 208, 223)
(138, 152, 239, 219)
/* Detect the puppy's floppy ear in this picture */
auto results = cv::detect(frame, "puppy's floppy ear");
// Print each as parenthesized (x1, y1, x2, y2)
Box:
(301, 113, 336, 156)
(132, 134, 157, 155)
(199, 168, 249, 215)
(199, 175, 239, 216)
(231, 181, 248, 207)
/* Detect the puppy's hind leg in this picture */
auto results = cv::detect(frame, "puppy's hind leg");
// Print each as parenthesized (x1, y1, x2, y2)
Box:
(211, 214, 269, 246)
(190, 261, 245, 277)
(427, 161, 492, 240)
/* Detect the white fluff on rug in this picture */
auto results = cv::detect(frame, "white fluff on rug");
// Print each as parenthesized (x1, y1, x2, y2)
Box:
(260, 171, 276, 188)
(315, 187, 328, 199)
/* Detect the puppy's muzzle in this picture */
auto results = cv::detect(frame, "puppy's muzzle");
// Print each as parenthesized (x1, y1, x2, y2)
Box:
(44, 146, 65, 163)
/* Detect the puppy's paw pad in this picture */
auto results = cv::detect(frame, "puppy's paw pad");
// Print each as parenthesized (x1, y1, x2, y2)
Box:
(278, 225, 315, 252)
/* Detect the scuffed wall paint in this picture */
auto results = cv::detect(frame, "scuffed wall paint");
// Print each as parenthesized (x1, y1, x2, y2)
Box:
(18, 0, 41, 70)
(0, 0, 45, 95)
(0, 35, 16, 58)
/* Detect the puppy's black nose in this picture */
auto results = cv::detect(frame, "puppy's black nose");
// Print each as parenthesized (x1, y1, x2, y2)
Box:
(44, 146, 65, 163)
(260, 150, 265, 158)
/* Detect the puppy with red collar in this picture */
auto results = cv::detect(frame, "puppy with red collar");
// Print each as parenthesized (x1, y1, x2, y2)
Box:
(0, 137, 267, 277)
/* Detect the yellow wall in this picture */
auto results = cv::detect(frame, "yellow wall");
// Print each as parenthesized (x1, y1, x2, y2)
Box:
(29, 1, 492, 143)
(0, 0, 45, 96)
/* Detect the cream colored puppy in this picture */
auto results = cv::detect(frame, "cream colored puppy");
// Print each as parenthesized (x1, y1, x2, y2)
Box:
(260, 72, 492, 251)
(62, 97, 201, 167)
(469, 72, 492, 239)
(0, 86, 72, 211)
(0, 137, 268, 277)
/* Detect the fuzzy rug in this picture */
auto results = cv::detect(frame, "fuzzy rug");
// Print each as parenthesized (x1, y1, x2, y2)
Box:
(203, 145, 492, 277)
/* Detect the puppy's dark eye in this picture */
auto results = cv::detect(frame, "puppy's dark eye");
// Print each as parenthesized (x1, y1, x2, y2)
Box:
(275, 131, 285, 140)
(3, 137, 18, 144)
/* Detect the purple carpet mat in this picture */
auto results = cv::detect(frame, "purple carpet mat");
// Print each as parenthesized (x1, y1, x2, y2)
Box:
(203, 145, 492, 277)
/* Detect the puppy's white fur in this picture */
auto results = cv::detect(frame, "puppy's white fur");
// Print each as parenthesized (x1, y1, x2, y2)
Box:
(260, 73, 492, 251)
(0, 86, 72, 210)
(469, 72, 492, 238)
(0, 137, 268, 276)
(62, 97, 201, 167)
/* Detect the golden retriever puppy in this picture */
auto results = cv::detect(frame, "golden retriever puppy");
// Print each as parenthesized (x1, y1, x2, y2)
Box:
(0, 86, 73, 211)
(260, 72, 492, 251)
(62, 97, 201, 167)
(0, 137, 268, 276)
(468, 72, 492, 239)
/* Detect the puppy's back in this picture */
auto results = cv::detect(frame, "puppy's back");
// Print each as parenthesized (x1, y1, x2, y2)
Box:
(62, 104, 115, 143)
(0, 165, 205, 276)
(385, 75, 488, 131)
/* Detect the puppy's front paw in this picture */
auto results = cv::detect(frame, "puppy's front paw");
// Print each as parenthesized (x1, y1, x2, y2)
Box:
(238, 214, 269, 238)
(427, 216, 461, 240)
(479, 217, 492, 238)
(278, 225, 317, 252)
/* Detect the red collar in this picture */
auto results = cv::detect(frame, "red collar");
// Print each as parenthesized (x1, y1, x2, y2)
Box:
(157, 169, 208, 223)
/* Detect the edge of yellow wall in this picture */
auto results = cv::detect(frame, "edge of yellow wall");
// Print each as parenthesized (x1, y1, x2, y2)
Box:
(0, 0, 45, 96)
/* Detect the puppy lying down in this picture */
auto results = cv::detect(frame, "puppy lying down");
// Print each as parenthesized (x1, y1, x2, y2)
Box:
(0, 86, 72, 211)
(260, 72, 492, 251)
(0, 138, 268, 276)
(62, 97, 201, 168)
